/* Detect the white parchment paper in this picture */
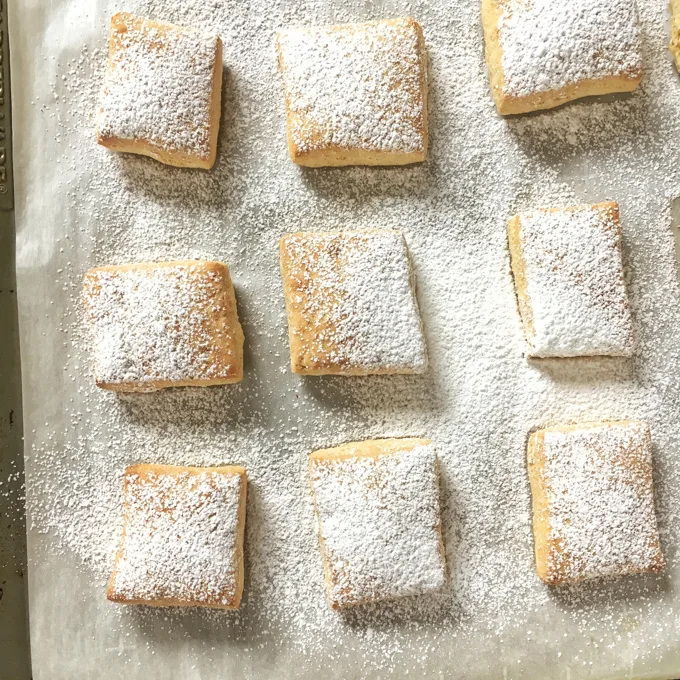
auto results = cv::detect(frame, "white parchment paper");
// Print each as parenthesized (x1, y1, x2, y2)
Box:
(10, 0, 680, 678)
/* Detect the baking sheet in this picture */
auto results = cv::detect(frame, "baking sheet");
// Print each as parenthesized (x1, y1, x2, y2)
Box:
(0, 217, 30, 680)
(0, 1, 30, 672)
(10, 0, 680, 678)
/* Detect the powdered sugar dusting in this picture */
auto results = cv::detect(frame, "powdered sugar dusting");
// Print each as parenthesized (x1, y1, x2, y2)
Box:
(281, 230, 427, 374)
(97, 13, 219, 160)
(499, 0, 643, 98)
(109, 465, 244, 607)
(533, 421, 663, 583)
(513, 204, 635, 358)
(310, 440, 445, 607)
(277, 18, 426, 155)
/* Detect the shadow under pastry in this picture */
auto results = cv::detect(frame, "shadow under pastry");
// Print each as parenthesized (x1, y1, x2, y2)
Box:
(298, 161, 433, 203)
(114, 368, 258, 430)
(546, 569, 672, 612)
(337, 588, 459, 631)
(503, 89, 650, 166)
(526, 355, 635, 385)
(298, 370, 443, 418)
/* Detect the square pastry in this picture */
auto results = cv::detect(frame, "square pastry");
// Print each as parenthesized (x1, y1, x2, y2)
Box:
(482, 0, 643, 115)
(83, 260, 244, 392)
(508, 202, 634, 358)
(671, 0, 680, 71)
(107, 464, 247, 608)
(279, 230, 427, 375)
(309, 439, 446, 608)
(97, 12, 223, 168)
(527, 421, 665, 585)
(276, 18, 428, 166)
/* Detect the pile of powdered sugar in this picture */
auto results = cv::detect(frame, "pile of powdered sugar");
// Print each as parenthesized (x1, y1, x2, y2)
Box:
(12, 0, 680, 677)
